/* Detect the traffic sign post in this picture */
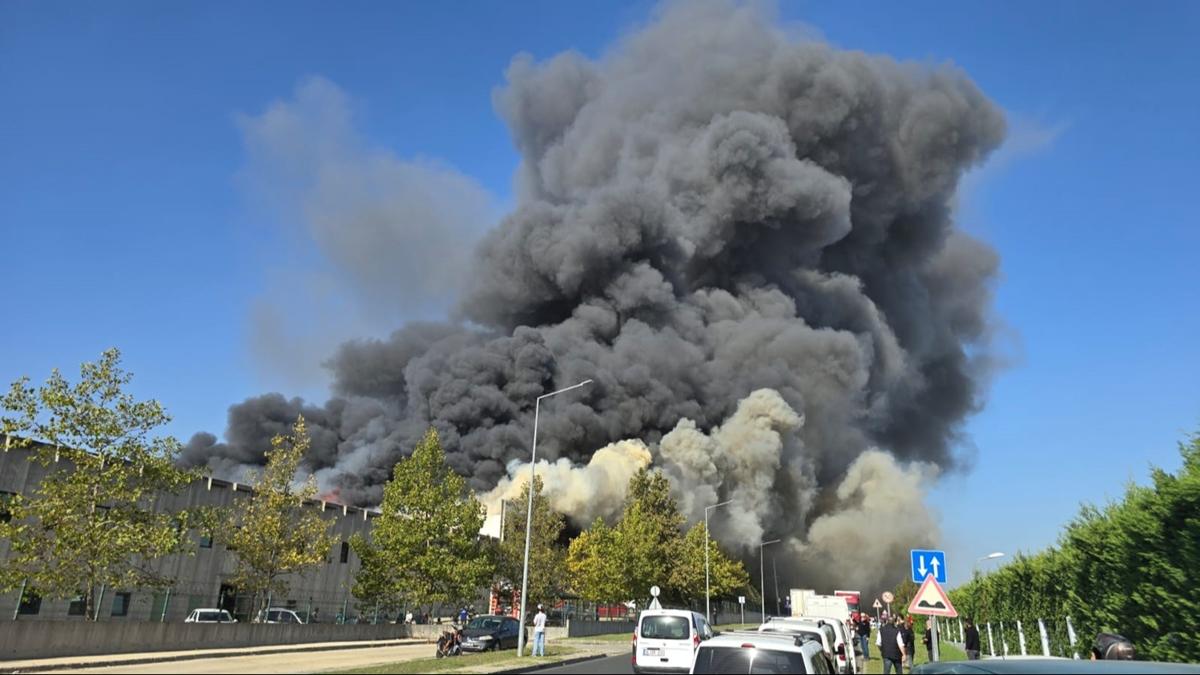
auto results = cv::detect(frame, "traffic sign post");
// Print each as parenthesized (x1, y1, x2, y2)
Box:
(872, 598, 882, 621)
(907, 575, 958, 618)
(739, 596, 745, 625)
(910, 549, 947, 584)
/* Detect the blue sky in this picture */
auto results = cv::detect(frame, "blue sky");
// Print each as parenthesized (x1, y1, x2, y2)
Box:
(2, 1, 1198, 587)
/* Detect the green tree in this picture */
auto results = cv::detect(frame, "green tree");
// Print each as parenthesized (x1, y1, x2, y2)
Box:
(668, 521, 750, 603)
(223, 416, 334, 619)
(497, 475, 566, 606)
(0, 349, 202, 620)
(567, 517, 627, 605)
(352, 428, 492, 611)
(616, 468, 684, 603)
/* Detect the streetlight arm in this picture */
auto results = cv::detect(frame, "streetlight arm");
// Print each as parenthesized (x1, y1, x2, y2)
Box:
(538, 379, 593, 401)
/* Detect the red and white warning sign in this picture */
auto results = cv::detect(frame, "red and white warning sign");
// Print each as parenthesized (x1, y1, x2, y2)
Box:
(907, 575, 958, 618)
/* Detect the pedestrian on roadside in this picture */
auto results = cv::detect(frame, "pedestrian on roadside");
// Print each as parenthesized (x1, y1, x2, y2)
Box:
(310, 607, 320, 624)
(876, 616, 906, 674)
(530, 604, 548, 657)
(857, 613, 872, 661)
(405, 610, 414, 624)
(902, 616, 916, 670)
(964, 618, 981, 660)
(923, 623, 934, 661)
(458, 606, 469, 624)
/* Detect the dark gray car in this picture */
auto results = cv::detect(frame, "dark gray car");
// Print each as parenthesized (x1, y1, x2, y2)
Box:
(460, 615, 523, 652)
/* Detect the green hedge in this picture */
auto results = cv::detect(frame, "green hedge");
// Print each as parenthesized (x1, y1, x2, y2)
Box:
(949, 432, 1200, 662)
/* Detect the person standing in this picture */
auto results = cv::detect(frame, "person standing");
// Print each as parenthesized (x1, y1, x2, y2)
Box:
(964, 618, 981, 660)
(458, 606, 469, 624)
(902, 616, 916, 670)
(857, 613, 872, 661)
(531, 604, 548, 657)
(876, 616, 906, 674)
(923, 623, 934, 662)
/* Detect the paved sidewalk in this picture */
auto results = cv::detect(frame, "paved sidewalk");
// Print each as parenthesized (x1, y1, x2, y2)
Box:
(0, 638, 427, 674)
(448, 640, 626, 674)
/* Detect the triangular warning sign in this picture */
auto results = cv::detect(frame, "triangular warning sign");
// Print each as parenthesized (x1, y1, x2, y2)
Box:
(907, 575, 958, 617)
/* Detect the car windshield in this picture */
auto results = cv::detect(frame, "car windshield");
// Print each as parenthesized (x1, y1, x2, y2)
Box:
(197, 611, 221, 621)
(467, 617, 503, 630)
(692, 646, 807, 674)
(640, 615, 690, 640)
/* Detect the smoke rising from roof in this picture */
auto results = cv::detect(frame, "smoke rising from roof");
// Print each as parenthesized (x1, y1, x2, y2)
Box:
(184, 0, 1005, 593)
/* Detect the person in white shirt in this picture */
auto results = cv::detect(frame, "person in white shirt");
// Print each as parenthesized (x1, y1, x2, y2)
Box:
(531, 604, 548, 656)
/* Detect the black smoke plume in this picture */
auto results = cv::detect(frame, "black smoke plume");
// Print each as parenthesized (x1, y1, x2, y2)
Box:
(183, 1, 1005, 594)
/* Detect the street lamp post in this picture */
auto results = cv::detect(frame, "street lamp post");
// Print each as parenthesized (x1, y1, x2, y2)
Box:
(704, 500, 734, 623)
(517, 379, 592, 658)
(759, 539, 781, 622)
(772, 555, 781, 617)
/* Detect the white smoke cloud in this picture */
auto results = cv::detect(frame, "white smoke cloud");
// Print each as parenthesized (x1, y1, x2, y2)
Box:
(791, 449, 941, 592)
(479, 438, 653, 528)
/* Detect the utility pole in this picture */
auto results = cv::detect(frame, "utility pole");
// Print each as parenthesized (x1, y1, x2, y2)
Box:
(759, 539, 780, 621)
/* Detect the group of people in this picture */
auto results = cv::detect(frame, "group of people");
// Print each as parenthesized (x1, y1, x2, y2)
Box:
(853, 612, 979, 674)
(872, 614, 928, 674)
(856, 610, 1135, 671)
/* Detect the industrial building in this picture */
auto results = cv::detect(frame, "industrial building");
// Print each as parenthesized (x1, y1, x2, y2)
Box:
(0, 440, 378, 623)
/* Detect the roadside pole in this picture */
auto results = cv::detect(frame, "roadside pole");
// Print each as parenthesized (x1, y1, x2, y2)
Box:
(931, 616, 940, 662)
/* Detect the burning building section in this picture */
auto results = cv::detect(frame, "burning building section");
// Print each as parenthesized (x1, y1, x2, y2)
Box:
(183, 1, 1006, 595)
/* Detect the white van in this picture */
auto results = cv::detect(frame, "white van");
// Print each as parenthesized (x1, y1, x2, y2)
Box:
(633, 609, 713, 674)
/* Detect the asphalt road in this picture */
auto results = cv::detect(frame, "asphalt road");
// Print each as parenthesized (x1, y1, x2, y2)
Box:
(521, 652, 633, 674)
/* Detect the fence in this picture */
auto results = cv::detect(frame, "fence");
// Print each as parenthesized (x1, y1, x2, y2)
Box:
(937, 615, 1086, 660)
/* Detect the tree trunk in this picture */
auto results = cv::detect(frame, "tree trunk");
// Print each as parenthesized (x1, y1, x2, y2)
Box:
(85, 584, 95, 622)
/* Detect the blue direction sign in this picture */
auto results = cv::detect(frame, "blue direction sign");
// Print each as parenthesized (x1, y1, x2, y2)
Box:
(910, 549, 947, 584)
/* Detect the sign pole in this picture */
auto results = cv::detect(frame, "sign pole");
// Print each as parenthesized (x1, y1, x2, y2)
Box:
(932, 616, 940, 662)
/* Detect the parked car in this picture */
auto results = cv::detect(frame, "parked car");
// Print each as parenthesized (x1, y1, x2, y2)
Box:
(255, 607, 306, 624)
(691, 631, 835, 674)
(757, 617, 839, 667)
(184, 608, 237, 623)
(633, 609, 714, 674)
(763, 615, 859, 673)
(460, 614, 523, 652)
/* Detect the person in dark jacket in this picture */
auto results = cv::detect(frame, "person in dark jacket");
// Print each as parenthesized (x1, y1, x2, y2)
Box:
(857, 614, 872, 661)
(964, 618, 982, 660)
(901, 617, 916, 669)
(923, 624, 933, 661)
(876, 616, 906, 674)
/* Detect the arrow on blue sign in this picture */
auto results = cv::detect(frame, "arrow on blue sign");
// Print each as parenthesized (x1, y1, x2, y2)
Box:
(911, 549, 947, 584)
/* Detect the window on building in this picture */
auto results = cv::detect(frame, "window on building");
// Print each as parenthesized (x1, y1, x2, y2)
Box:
(199, 532, 213, 549)
(111, 592, 131, 617)
(68, 596, 87, 616)
(18, 591, 41, 616)
(0, 491, 16, 523)
(340, 541, 350, 563)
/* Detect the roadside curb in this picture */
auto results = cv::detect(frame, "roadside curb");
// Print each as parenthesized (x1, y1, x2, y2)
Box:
(487, 652, 611, 674)
(0, 638, 428, 674)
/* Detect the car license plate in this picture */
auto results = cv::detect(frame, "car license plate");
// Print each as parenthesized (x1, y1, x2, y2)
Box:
(643, 647, 662, 656)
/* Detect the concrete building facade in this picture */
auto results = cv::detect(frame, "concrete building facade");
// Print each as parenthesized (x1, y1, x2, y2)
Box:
(0, 441, 378, 623)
